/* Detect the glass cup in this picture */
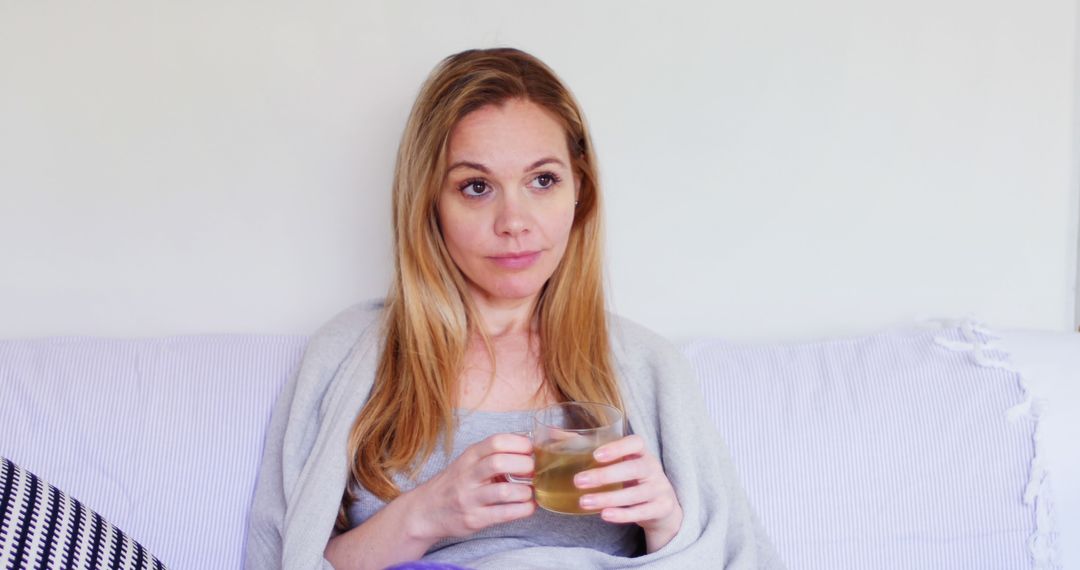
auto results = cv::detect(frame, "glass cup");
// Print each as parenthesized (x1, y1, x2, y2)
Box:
(507, 401, 625, 515)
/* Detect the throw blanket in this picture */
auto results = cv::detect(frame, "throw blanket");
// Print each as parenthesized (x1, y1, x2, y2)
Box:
(244, 301, 783, 569)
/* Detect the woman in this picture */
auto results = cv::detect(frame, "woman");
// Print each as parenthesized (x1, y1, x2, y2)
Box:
(245, 48, 781, 570)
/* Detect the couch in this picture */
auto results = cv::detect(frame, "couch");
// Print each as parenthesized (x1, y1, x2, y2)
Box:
(1, 318, 1076, 569)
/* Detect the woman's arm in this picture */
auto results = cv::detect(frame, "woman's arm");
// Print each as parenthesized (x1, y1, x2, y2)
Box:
(323, 433, 536, 570)
(323, 490, 436, 570)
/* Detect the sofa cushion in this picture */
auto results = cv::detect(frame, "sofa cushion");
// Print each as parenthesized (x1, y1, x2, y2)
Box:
(684, 323, 1047, 569)
(0, 336, 306, 570)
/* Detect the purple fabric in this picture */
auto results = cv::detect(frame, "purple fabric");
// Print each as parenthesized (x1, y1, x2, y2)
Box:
(386, 562, 471, 570)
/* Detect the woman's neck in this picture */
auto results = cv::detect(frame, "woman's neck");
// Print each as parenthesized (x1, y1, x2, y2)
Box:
(469, 292, 539, 338)
(458, 291, 553, 411)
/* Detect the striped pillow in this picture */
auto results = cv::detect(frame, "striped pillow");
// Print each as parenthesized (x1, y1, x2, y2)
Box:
(0, 457, 167, 570)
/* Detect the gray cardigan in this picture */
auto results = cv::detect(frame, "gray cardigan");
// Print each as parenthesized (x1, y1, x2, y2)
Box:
(244, 301, 784, 569)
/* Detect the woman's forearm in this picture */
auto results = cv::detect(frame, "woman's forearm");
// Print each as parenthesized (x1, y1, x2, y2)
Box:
(323, 491, 438, 570)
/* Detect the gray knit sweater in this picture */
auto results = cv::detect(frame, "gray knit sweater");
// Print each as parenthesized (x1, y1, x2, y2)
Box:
(244, 301, 784, 569)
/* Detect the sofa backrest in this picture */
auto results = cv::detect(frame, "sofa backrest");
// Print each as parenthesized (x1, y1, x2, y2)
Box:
(0, 336, 306, 570)
(683, 325, 1046, 569)
(0, 324, 1058, 569)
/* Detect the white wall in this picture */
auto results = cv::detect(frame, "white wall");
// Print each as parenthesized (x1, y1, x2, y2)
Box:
(0, 1, 1076, 341)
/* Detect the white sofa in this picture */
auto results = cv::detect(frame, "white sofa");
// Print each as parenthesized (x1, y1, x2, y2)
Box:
(1, 319, 1076, 569)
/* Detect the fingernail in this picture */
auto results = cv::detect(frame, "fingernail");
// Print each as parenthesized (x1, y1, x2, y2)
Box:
(579, 496, 596, 508)
(594, 449, 610, 462)
(574, 473, 594, 488)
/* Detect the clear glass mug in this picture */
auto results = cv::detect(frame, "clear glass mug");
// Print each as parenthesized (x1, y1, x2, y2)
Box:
(507, 401, 625, 515)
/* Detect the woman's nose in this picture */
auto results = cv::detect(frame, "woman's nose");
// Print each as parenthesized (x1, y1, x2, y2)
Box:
(494, 191, 531, 236)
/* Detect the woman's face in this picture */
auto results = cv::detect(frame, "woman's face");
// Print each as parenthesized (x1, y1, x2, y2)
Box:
(438, 98, 579, 309)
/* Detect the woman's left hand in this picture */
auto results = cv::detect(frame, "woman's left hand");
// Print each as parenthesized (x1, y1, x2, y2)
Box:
(573, 434, 684, 553)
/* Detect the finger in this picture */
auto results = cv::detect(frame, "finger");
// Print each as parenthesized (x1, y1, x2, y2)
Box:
(575, 455, 653, 489)
(600, 499, 673, 525)
(477, 482, 534, 506)
(593, 434, 646, 463)
(459, 500, 537, 533)
(480, 499, 537, 526)
(578, 480, 657, 510)
(475, 452, 535, 482)
(479, 433, 534, 455)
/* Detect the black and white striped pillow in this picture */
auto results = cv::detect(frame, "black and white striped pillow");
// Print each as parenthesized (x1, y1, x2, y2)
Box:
(0, 457, 167, 570)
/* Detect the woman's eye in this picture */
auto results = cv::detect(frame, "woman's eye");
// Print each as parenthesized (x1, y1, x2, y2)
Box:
(531, 173, 561, 189)
(459, 179, 490, 197)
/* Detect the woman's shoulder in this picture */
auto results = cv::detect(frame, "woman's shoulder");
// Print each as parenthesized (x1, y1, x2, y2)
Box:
(301, 299, 387, 370)
(605, 312, 703, 437)
(606, 311, 688, 372)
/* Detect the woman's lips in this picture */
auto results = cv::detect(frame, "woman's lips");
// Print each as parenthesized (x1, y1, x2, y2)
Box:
(488, 250, 541, 269)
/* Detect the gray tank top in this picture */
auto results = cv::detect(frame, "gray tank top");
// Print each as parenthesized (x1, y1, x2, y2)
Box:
(347, 409, 642, 564)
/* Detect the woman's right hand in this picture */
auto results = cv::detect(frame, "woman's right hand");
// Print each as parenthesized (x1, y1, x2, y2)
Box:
(324, 433, 535, 570)
(403, 432, 536, 542)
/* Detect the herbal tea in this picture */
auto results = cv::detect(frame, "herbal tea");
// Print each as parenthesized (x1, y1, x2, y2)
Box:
(533, 443, 622, 515)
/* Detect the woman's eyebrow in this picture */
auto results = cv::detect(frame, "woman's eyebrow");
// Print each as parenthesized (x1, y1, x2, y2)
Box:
(524, 157, 566, 171)
(447, 160, 490, 174)
(446, 157, 567, 175)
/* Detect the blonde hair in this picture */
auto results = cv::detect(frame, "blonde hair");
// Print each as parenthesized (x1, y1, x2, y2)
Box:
(337, 48, 621, 530)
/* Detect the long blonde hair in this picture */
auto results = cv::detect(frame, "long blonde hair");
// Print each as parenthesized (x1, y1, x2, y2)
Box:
(337, 48, 621, 529)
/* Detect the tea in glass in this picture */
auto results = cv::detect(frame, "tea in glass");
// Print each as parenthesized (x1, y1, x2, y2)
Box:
(533, 440, 623, 514)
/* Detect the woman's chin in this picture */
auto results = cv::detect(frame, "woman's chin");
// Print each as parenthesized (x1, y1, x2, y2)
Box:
(470, 280, 547, 305)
